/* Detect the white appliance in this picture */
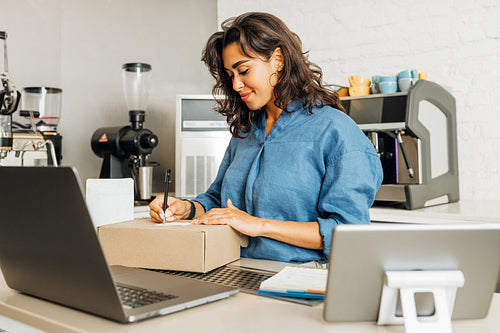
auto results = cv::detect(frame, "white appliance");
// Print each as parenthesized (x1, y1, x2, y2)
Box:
(175, 95, 231, 199)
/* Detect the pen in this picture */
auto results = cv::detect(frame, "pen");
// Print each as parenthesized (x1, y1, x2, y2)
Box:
(162, 169, 172, 224)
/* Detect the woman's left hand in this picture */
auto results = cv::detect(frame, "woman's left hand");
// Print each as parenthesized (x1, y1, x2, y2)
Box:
(193, 199, 263, 237)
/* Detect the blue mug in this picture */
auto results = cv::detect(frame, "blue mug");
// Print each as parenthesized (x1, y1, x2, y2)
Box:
(380, 81, 398, 94)
(398, 70, 412, 79)
(380, 75, 397, 82)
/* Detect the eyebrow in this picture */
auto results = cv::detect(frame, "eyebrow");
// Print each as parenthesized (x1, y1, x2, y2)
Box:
(224, 60, 250, 71)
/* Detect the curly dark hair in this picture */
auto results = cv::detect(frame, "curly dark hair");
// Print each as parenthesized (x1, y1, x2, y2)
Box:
(201, 12, 345, 138)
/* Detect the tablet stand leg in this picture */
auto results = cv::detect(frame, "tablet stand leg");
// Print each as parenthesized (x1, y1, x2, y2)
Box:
(377, 270, 465, 333)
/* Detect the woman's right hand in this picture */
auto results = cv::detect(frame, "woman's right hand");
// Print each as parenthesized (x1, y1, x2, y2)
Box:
(149, 195, 190, 223)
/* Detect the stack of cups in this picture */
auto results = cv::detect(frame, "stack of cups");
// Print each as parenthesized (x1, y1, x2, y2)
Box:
(372, 70, 427, 94)
(348, 75, 371, 96)
(397, 69, 419, 92)
(379, 75, 398, 94)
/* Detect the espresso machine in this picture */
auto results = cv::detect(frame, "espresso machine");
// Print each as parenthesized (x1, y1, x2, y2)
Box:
(0, 31, 20, 155)
(91, 63, 159, 203)
(342, 80, 459, 209)
(0, 31, 61, 167)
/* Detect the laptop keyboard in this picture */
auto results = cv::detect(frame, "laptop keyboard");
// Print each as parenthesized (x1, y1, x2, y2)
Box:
(151, 266, 273, 293)
(150, 266, 323, 306)
(116, 284, 178, 309)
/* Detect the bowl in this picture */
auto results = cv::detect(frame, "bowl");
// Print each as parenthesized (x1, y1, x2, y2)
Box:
(349, 86, 371, 96)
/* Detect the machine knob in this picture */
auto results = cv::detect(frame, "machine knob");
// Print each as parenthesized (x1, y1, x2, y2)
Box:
(139, 133, 158, 150)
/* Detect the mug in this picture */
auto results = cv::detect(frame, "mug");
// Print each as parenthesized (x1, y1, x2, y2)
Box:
(397, 70, 412, 79)
(349, 86, 371, 96)
(380, 75, 397, 82)
(398, 78, 413, 92)
(379, 81, 398, 94)
(349, 75, 371, 87)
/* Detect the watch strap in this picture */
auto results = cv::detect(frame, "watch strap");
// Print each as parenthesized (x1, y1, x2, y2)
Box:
(183, 200, 196, 220)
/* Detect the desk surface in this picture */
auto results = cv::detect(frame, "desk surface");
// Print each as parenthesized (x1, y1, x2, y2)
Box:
(2, 201, 500, 332)
(1, 260, 499, 333)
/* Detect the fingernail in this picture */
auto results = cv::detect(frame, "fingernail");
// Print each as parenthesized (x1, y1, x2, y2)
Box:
(165, 209, 172, 217)
(166, 216, 174, 222)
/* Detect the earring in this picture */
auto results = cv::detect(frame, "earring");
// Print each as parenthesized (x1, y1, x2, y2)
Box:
(269, 72, 279, 87)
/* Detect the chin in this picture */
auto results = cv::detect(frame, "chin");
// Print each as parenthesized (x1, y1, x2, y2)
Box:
(244, 103, 260, 111)
(244, 100, 266, 111)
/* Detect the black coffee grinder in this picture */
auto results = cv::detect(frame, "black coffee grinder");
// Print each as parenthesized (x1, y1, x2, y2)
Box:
(91, 63, 158, 203)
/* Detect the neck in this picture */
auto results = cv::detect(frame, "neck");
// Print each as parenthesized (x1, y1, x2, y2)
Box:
(264, 102, 283, 138)
(265, 99, 283, 122)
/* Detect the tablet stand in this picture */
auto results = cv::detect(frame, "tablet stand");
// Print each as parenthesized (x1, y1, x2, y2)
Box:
(377, 270, 464, 333)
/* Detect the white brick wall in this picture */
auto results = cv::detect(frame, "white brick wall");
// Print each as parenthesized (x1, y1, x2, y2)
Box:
(217, 0, 500, 202)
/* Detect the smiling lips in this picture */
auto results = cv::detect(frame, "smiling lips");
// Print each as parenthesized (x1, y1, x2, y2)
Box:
(240, 92, 252, 102)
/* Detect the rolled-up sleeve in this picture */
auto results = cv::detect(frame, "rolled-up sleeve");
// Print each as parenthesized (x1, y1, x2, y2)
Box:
(317, 149, 383, 258)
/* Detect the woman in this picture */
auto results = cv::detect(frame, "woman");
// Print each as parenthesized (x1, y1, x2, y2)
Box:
(150, 12, 383, 263)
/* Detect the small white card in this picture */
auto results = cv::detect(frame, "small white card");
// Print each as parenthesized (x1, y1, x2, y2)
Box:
(86, 178, 134, 228)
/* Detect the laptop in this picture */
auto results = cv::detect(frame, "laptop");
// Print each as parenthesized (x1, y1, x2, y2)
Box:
(323, 223, 500, 322)
(0, 166, 238, 323)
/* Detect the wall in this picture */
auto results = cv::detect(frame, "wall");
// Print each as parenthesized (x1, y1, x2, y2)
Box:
(0, 0, 217, 192)
(2, 0, 500, 201)
(217, 0, 500, 202)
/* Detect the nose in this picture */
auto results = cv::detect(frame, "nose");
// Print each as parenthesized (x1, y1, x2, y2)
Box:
(232, 75, 244, 91)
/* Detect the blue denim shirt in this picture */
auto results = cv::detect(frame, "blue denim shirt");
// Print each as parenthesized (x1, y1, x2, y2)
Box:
(194, 100, 383, 263)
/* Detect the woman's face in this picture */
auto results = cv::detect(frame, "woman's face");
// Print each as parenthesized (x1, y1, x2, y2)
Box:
(222, 42, 282, 112)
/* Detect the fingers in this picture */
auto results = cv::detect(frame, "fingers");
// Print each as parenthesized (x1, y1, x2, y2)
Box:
(149, 195, 164, 222)
(191, 199, 239, 225)
(192, 208, 234, 225)
(149, 196, 186, 223)
(193, 215, 227, 225)
(164, 199, 186, 222)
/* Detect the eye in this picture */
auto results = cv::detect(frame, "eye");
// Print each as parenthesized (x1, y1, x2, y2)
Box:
(239, 69, 249, 75)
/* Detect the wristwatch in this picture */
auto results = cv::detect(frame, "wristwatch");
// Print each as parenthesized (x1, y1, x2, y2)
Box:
(183, 200, 196, 220)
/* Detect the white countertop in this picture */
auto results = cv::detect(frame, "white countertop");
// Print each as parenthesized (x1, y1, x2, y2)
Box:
(1, 260, 499, 333)
(137, 200, 500, 224)
(370, 200, 500, 224)
(2, 201, 499, 332)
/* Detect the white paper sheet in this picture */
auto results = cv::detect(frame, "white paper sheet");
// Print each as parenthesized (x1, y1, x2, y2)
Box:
(86, 178, 134, 228)
(155, 222, 192, 226)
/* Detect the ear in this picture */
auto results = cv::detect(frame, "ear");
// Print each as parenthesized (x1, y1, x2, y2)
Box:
(271, 47, 284, 71)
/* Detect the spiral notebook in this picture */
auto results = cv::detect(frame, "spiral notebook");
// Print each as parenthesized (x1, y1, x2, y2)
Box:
(257, 266, 328, 299)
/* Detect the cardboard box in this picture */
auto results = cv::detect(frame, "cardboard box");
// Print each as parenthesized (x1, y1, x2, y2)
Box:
(98, 218, 242, 273)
